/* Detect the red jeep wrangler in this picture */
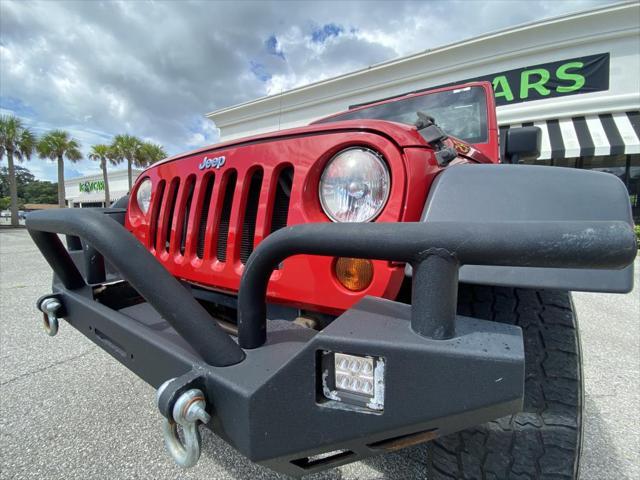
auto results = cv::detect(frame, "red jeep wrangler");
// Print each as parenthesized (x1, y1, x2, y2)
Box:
(28, 82, 636, 479)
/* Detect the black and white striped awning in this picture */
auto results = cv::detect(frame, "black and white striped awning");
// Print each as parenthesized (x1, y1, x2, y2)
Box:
(501, 111, 640, 160)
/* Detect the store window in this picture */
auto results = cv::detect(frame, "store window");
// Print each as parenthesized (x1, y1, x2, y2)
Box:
(577, 154, 638, 222)
(521, 157, 551, 166)
(628, 155, 639, 221)
(554, 157, 578, 169)
(580, 155, 627, 184)
(507, 153, 638, 221)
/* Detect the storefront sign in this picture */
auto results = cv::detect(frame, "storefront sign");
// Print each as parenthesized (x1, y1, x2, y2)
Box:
(351, 53, 610, 109)
(466, 53, 610, 106)
(79, 180, 105, 193)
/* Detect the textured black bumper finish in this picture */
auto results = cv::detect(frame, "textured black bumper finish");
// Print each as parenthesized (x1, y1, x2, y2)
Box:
(26, 208, 245, 367)
(26, 207, 636, 476)
(51, 288, 523, 477)
(238, 220, 637, 348)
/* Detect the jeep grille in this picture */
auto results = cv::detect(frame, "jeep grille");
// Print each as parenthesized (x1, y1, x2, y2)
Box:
(148, 166, 293, 265)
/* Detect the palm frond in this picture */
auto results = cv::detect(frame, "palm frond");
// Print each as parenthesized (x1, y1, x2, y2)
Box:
(136, 141, 167, 167)
(110, 134, 142, 165)
(0, 115, 36, 161)
(37, 130, 83, 161)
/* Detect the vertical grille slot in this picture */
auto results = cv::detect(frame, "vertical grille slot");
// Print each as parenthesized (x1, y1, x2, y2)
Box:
(149, 180, 165, 250)
(270, 166, 294, 234)
(240, 169, 264, 264)
(179, 176, 195, 255)
(196, 174, 215, 259)
(164, 178, 180, 252)
(216, 171, 237, 262)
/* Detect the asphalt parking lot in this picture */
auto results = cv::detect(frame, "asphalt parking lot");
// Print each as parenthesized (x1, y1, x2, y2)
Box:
(1, 227, 638, 480)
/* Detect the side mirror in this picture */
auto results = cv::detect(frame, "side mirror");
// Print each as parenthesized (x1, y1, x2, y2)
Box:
(504, 127, 541, 164)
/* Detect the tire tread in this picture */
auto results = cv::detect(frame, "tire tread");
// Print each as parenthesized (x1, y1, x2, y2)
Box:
(424, 285, 582, 480)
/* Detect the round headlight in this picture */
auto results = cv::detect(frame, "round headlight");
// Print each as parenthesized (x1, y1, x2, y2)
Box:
(136, 178, 152, 214)
(319, 148, 390, 222)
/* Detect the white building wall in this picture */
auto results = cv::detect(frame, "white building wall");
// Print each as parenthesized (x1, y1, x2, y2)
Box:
(65, 169, 143, 207)
(207, 2, 639, 141)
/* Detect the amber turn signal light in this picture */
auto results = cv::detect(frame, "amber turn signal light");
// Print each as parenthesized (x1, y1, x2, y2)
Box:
(334, 257, 374, 291)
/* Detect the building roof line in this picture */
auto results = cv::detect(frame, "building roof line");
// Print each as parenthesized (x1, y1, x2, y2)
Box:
(211, 26, 636, 129)
(205, 1, 637, 119)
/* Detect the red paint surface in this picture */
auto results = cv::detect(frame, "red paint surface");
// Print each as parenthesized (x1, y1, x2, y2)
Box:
(127, 83, 499, 314)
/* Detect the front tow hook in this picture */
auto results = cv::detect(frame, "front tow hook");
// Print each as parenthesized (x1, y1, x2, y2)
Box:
(39, 297, 62, 336)
(156, 379, 211, 468)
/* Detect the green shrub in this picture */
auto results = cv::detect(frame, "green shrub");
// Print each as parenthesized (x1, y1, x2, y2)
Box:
(635, 225, 640, 249)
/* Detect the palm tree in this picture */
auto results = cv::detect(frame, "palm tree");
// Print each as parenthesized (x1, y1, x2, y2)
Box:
(88, 144, 113, 206)
(0, 115, 36, 226)
(37, 130, 82, 207)
(110, 134, 142, 190)
(137, 141, 167, 168)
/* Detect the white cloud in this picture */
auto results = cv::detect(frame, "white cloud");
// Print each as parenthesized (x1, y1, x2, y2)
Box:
(0, 0, 617, 180)
(186, 119, 220, 147)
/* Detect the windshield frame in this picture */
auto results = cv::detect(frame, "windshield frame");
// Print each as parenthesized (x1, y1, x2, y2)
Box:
(312, 81, 499, 160)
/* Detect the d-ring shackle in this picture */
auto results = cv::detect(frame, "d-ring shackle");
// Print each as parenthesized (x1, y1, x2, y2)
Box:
(40, 297, 61, 336)
(156, 381, 211, 468)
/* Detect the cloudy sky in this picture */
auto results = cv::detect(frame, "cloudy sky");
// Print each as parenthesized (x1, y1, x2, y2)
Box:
(0, 0, 617, 181)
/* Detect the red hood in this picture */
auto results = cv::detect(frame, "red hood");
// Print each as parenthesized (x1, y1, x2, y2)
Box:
(150, 119, 492, 172)
(128, 117, 493, 315)
(150, 120, 430, 170)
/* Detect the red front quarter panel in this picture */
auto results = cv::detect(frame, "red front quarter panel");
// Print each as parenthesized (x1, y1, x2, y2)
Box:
(127, 128, 441, 314)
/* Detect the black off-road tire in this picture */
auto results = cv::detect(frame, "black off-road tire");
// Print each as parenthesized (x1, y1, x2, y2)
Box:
(425, 284, 583, 480)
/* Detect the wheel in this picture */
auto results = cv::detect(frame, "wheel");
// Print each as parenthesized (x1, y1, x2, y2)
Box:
(425, 284, 583, 480)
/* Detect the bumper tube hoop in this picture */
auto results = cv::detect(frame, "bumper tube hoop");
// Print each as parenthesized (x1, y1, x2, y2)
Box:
(25, 208, 637, 477)
(238, 220, 636, 348)
(26, 208, 245, 367)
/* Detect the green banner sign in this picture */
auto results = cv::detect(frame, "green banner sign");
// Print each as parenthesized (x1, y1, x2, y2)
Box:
(79, 180, 105, 193)
(465, 53, 610, 106)
(351, 53, 610, 109)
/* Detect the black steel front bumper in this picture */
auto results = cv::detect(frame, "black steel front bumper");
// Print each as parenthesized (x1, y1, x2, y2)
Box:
(26, 208, 636, 476)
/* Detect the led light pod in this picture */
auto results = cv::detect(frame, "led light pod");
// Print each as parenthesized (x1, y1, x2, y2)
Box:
(334, 353, 375, 396)
(320, 351, 385, 412)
